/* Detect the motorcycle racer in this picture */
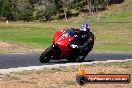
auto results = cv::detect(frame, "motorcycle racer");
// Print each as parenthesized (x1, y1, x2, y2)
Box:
(39, 23, 95, 63)
(70, 24, 93, 49)
(69, 24, 94, 61)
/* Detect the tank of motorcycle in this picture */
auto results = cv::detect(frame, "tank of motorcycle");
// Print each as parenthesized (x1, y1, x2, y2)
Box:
(53, 29, 75, 48)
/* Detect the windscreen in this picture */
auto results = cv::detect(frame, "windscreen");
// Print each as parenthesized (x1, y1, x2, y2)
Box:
(62, 29, 75, 39)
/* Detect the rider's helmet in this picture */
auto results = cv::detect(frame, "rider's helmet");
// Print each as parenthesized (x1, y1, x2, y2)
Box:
(80, 23, 90, 32)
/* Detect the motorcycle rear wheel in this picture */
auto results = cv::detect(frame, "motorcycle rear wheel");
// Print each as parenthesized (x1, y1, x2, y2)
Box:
(39, 46, 53, 63)
(67, 58, 76, 62)
(67, 52, 78, 62)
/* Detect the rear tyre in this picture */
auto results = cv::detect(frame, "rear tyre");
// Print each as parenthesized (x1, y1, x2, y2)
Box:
(77, 56, 85, 62)
(39, 46, 53, 63)
(67, 58, 76, 62)
(77, 41, 94, 62)
(67, 51, 78, 62)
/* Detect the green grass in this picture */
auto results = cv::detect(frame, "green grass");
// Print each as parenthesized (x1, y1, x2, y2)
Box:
(99, 0, 132, 22)
(0, 1, 132, 53)
(0, 22, 81, 48)
(92, 23, 132, 52)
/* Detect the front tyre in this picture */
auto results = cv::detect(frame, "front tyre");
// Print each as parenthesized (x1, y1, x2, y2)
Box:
(39, 46, 53, 63)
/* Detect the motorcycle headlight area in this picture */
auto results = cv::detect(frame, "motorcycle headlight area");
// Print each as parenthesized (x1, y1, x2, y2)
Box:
(62, 33, 69, 39)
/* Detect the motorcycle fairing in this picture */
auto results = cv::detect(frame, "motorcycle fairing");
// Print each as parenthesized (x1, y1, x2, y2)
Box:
(53, 29, 76, 59)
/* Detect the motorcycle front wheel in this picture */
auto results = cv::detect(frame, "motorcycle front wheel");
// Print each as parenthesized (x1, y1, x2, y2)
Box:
(39, 46, 53, 63)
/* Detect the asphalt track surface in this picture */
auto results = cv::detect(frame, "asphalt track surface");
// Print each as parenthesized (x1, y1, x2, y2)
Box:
(0, 53, 132, 69)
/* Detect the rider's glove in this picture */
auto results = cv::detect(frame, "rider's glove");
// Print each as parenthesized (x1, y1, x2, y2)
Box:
(70, 44, 78, 48)
(70, 44, 86, 51)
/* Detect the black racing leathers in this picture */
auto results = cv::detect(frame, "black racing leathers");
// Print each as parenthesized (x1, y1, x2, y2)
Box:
(71, 29, 93, 50)
(68, 28, 94, 61)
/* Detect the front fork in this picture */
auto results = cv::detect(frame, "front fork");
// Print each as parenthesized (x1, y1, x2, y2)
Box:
(52, 43, 61, 55)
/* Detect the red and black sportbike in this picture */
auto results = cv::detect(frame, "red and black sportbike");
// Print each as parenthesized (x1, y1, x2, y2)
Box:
(39, 28, 95, 63)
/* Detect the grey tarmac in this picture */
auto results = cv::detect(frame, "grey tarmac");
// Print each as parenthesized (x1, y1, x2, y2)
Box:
(0, 53, 132, 74)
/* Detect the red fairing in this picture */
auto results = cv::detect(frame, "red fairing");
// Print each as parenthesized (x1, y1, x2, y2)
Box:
(53, 29, 75, 58)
